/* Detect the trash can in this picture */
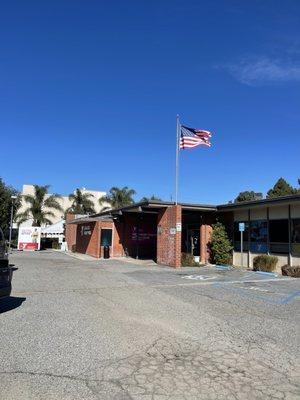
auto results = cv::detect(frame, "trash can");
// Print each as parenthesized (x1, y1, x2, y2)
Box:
(103, 245, 110, 259)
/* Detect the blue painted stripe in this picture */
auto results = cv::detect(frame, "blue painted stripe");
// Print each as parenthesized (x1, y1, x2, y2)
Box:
(254, 271, 278, 278)
(215, 264, 232, 270)
(214, 282, 300, 305)
(280, 290, 300, 304)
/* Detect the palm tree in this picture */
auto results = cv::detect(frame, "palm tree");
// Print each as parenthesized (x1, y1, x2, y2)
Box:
(99, 186, 136, 210)
(68, 189, 95, 214)
(140, 195, 162, 202)
(17, 185, 63, 227)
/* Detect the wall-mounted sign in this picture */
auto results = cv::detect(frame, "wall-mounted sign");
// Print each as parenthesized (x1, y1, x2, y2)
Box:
(176, 222, 182, 232)
(18, 227, 41, 250)
(170, 228, 176, 235)
(131, 226, 156, 243)
(81, 225, 92, 236)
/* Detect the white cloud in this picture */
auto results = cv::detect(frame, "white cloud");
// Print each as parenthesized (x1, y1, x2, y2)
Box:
(223, 57, 300, 86)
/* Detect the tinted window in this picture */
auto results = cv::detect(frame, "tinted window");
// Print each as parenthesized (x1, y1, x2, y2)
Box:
(269, 219, 289, 243)
(291, 219, 300, 243)
(101, 229, 112, 246)
(0, 228, 4, 243)
(291, 219, 300, 255)
(269, 219, 289, 254)
(250, 220, 268, 253)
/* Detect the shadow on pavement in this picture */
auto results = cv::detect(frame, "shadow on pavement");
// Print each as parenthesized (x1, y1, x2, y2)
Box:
(0, 296, 26, 314)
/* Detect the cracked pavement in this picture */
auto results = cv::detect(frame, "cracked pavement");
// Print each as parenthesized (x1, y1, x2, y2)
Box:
(0, 251, 299, 399)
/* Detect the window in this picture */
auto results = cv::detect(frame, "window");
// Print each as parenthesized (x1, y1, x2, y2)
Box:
(291, 218, 300, 255)
(269, 219, 289, 254)
(233, 221, 249, 251)
(250, 220, 267, 253)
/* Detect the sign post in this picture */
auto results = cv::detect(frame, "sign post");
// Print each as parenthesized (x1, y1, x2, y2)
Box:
(239, 222, 245, 267)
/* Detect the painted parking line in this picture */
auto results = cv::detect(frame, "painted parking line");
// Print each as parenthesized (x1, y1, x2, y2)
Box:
(213, 282, 300, 305)
(182, 270, 283, 284)
(182, 274, 217, 281)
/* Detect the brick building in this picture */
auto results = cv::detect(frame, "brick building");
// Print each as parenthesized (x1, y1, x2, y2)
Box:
(66, 195, 300, 271)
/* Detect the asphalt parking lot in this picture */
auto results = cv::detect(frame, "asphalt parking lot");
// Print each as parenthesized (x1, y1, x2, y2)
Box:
(1, 250, 299, 400)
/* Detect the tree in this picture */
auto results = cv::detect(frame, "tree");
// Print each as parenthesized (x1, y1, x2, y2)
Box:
(17, 185, 63, 227)
(99, 186, 136, 210)
(234, 191, 263, 203)
(140, 195, 162, 202)
(68, 189, 95, 214)
(209, 222, 233, 265)
(266, 178, 298, 199)
(0, 178, 21, 238)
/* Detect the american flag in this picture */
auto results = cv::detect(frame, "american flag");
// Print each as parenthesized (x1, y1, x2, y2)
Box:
(179, 125, 212, 150)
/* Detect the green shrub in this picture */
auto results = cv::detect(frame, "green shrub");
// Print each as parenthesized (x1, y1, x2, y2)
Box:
(253, 255, 278, 272)
(52, 241, 60, 249)
(181, 253, 198, 267)
(281, 265, 300, 278)
(210, 222, 233, 265)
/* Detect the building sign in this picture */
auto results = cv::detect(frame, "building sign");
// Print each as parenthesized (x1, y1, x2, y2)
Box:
(80, 225, 92, 236)
(18, 227, 41, 250)
(169, 228, 176, 235)
(131, 226, 156, 243)
(176, 222, 182, 232)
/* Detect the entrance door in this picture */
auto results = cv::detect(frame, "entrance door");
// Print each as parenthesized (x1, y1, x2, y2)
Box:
(187, 229, 200, 256)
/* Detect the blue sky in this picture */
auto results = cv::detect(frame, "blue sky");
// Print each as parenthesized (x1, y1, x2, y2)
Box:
(1, 0, 299, 204)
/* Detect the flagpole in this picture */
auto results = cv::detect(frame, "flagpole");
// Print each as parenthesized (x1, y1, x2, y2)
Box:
(175, 114, 180, 204)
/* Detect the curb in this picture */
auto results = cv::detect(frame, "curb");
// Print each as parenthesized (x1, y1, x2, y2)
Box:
(254, 271, 278, 278)
(215, 265, 232, 271)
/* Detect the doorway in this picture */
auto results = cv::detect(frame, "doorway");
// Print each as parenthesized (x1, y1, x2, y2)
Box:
(186, 229, 200, 256)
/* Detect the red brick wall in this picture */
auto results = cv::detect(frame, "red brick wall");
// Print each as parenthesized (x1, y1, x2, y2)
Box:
(98, 220, 124, 258)
(157, 205, 182, 268)
(65, 213, 77, 252)
(73, 219, 125, 259)
(200, 224, 213, 264)
(76, 222, 99, 258)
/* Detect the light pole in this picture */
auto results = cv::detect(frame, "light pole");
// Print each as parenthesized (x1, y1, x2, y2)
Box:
(8, 195, 17, 253)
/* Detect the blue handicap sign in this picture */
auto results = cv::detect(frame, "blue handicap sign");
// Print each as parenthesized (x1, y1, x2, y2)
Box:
(239, 222, 245, 232)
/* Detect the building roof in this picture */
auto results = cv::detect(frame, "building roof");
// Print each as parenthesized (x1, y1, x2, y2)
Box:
(67, 194, 300, 224)
(94, 200, 217, 216)
(217, 193, 300, 211)
(68, 215, 113, 224)
(41, 219, 65, 234)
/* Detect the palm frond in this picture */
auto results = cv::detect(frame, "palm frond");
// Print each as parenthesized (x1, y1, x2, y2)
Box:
(44, 195, 63, 211)
(16, 211, 31, 226)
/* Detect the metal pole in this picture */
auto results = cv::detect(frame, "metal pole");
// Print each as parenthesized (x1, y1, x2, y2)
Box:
(8, 199, 15, 253)
(175, 115, 180, 204)
(288, 204, 292, 266)
(248, 209, 251, 268)
(136, 216, 140, 260)
(241, 230, 243, 267)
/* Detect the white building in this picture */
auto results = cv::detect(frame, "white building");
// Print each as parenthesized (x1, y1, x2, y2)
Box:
(18, 184, 109, 228)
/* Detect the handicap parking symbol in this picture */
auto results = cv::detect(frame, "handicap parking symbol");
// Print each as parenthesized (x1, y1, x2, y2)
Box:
(182, 274, 217, 281)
